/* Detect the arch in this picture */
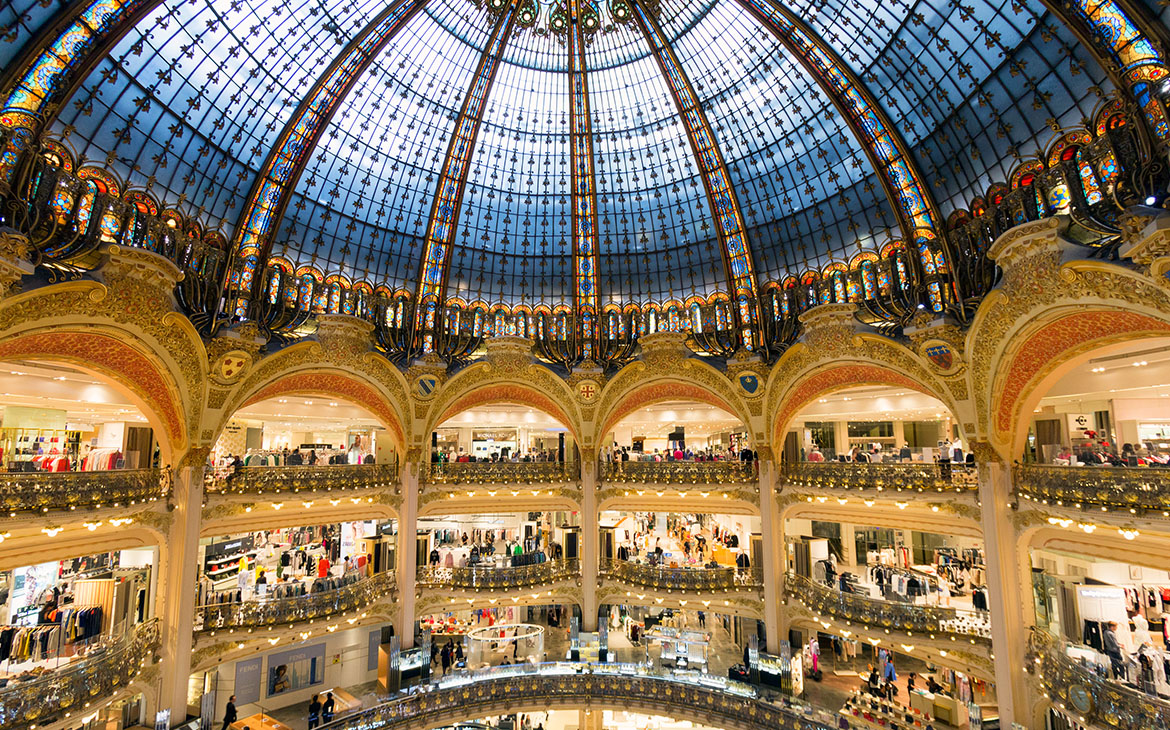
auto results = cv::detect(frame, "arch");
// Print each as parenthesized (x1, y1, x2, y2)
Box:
(0, 329, 185, 460)
(598, 379, 749, 443)
(430, 382, 578, 442)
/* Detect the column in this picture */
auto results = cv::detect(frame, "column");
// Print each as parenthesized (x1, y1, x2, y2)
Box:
(579, 708, 603, 730)
(396, 459, 419, 648)
(976, 444, 1030, 728)
(581, 455, 599, 632)
(159, 461, 205, 724)
(758, 458, 783, 653)
(840, 523, 856, 567)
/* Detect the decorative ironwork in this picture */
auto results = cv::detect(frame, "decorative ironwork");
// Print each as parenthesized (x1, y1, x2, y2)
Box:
(0, 468, 169, 514)
(0, 618, 160, 730)
(602, 558, 761, 592)
(424, 461, 580, 486)
(1014, 464, 1170, 516)
(786, 573, 991, 643)
(416, 559, 579, 590)
(782, 461, 979, 494)
(204, 463, 398, 496)
(196, 572, 396, 632)
(601, 460, 758, 485)
(1028, 627, 1170, 730)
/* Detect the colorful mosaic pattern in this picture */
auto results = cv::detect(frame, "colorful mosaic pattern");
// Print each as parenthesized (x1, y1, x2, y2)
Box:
(569, 7, 600, 343)
(233, 0, 426, 257)
(736, 0, 936, 234)
(633, 3, 758, 307)
(243, 371, 405, 446)
(2, 0, 147, 114)
(415, 2, 518, 318)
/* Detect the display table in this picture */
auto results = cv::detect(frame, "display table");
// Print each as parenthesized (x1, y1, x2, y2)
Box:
(908, 689, 935, 717)
(231, 713, 294, 730)
(931, 692, 968, 726)
(328, 687, 362, 714)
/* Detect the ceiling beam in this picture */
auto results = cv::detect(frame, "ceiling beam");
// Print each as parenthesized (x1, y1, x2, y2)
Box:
(568, 0, 601, 356)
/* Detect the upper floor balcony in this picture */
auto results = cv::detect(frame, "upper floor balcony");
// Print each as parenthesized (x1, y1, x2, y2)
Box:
(1014, 464, 1170, 519)
(196, 571, 396, 633)
(600, 460, 758, 486)
(601, 558, 761, 592)
(0, 468, 169, 516)
(203, 463, 399, 497)
(0, 618, 160, 730)
(783, 461, 980, 496)
(423, 461, 580, 486)
(785, 572, 991, 646)
(415, 558, 579, 591)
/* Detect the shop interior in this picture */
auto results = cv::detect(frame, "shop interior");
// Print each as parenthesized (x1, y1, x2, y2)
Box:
(432, 405, 573, 463)
(601, 401, 751, 461)
(0, 547, 156, 683)
(787, 386, 966, 464)
(0, 362, 159, 472)
(1026, 337, 1170, 465)
(419, 512, 574, 570)
(600, 511, 758, 571)
(211, 395, 393, 471)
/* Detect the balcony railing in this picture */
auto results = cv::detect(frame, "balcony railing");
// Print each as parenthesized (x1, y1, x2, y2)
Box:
(0, 618, 160, 730)
(1028, 628, 1170, 730)
(783, 461, 979, 494)
(424, 461, 580, 486)
(600, 460, 759, 485)
(786, 573, 991, 643)
(1014, 464, 1170, 516)
(415, 559, 579, 590)
(318, 662, 838, 730)
(204, 463, 398, 496)
(196, 571, 396, 631)
(602, 558, 762, 591)
(0, 468, 169, 514)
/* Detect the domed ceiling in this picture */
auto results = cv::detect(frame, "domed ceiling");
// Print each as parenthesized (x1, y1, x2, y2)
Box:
(1, 0, 1142, 309)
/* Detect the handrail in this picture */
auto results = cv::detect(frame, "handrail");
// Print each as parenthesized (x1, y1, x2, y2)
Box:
(424, 461, 580, 486)
(0, 468, 169, 514)
(1028, 627, 1170, 730)
(1014, 463, 1170, 516)
(600, 460, 759, 485)
(319, 662, 839, 730)
(785, 572, 991, 643)
(415, 559, 579, 590)
(601, 558, 762, 591)
(204, 463, 398, 496)
(782, 461, 979, 494)
(196, 571, 396, 631)
(0, 618, 160, 730)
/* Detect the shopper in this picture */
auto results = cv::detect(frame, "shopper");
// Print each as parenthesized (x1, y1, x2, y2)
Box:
(1104, 620, 1126, 679)
(322, 692, 335, 723)
(308, 694, 322, 730)
(222, 694, 237, 730)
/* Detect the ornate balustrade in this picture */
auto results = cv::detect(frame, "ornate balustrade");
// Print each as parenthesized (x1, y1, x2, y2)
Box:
(204, 464, 398, 496)
(1014, 464, 1170, 517)
(415, 559, 579, 590)
(601, 558, 761, 592)
(196, 571, 396, 632)
(319, 662, 837, 730)
(1029, 628, 1170, 730)
(786, 573, 991, 643)
(600, 460, 759, 485)
(0, 468, 169, 515)
(0, 618, 160, 730)
(782, 461, 979, 495)
(424, 461, 580, 486)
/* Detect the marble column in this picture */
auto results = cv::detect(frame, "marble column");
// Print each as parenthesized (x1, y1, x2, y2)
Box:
(759, 458, 783, 654)
(160, 461, 205, 724)
(581, 456, 599, 632)
(396, 460, 419, 648)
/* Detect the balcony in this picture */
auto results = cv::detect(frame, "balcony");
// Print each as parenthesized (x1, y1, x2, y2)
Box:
(196, 571, 396, 632)
(0, 468, 169, 515)
(415, 559, 580, 590)
(600, 460, 759, 485)
(783, 461, 979, 495)
(423, 461, 580, 486)
(0, 619, 160, 730)
(204, 464, 398, 496)
(1029, 628, 1170, 730)
(1014, 464, 1170, 517)
(602, 558, 761, 592)
(785, 573, 991, 644)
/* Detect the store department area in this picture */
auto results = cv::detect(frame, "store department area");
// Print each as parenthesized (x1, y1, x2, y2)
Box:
(420, 513, 573, 569)
(432, 405, 573, 462)
(601, 401, 752, 461)
(602, 511, 757, 571)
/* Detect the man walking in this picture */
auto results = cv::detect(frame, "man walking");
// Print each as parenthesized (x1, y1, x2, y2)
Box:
(222, 695, 237, 730)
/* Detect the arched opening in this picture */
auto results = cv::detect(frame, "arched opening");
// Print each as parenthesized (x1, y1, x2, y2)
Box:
(431, 403, 573, 466)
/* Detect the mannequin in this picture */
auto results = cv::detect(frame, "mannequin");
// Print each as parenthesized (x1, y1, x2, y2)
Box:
(1134, 614, 1154, 651)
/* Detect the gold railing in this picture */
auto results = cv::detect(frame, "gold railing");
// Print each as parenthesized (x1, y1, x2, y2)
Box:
(424, 461, 580, 485)
(600, 460, 758, 485)
(415, 559, 579, 590)
(783, 461, 979, 494)
(196, 571, 396, 631)
(0, 618, 160, 730)
(0, 468, 169, 514)
(1014, 464, 1170, 516)
(204, 463, 398, 496)
(601, 558, 761, 591)
(786, 573, 991, 643)
(1028, 628, 1170, 730)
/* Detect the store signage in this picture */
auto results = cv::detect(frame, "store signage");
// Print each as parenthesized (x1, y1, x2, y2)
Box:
(234, 657, 263, 704)
(472, 430, 516, 441)
(206, 535, 255, 560)
(299, 443, 333, 449)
